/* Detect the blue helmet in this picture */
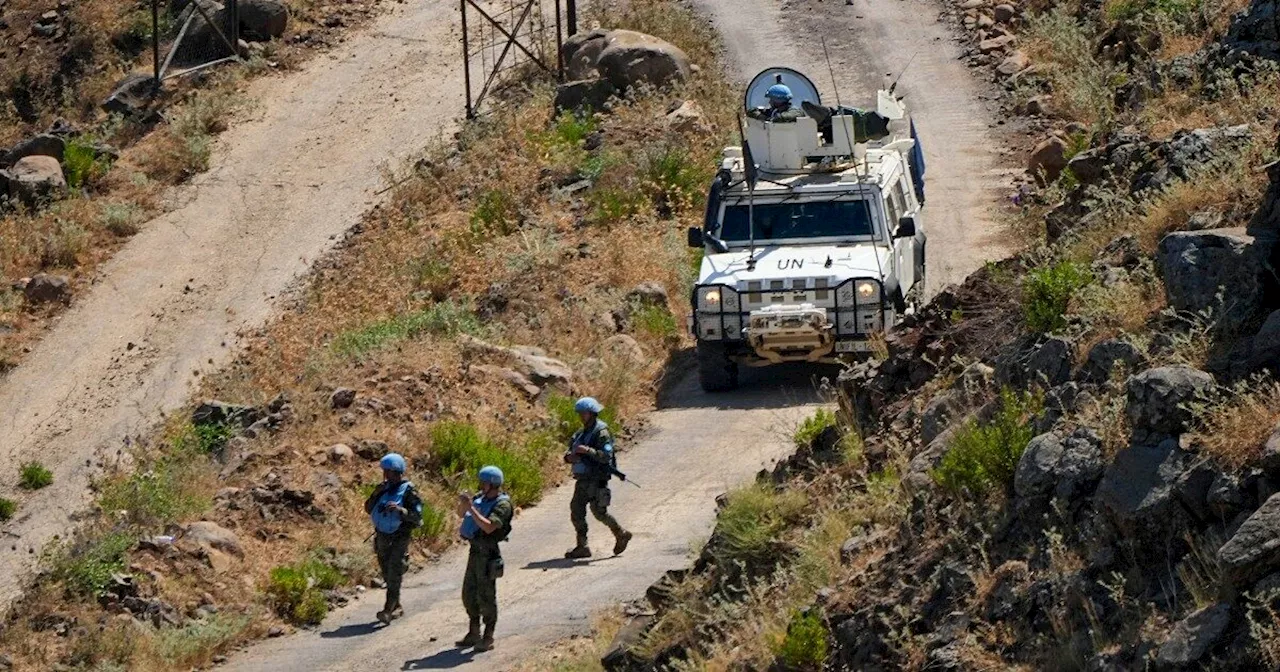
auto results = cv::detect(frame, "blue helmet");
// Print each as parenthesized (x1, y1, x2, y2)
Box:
(380, 453, 406, 472)
(479, 465, 504, 486)
(574, 397, 604, 414)
(766, 84, 792, 102)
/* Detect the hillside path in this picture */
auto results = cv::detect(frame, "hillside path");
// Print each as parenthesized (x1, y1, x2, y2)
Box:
(0, 0, 465, 604)
(226, 0, 1012, 669)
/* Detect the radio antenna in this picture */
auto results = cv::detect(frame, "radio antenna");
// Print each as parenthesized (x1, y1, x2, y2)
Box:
(820, 36, 844, 111)
(888, 51, 919, 95)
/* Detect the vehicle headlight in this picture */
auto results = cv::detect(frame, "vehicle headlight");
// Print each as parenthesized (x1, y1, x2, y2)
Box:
(855, 281, 880, 304)
(696, 286, 737, 312)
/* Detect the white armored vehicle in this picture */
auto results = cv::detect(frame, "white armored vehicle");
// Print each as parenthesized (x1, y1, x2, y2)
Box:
(687, 68, 928, 391)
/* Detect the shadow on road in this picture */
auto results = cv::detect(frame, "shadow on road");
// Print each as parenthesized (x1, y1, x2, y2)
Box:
(657, 356, 842, 412)
(319, 621, 383, 638)
(402, 648, 477, 669)
(521, 555, 619, 571)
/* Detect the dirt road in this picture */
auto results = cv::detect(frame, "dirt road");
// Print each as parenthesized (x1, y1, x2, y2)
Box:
(0, 1, 465, 604)
(228, 369, 822, 671)
(227, 0, 1009, 670)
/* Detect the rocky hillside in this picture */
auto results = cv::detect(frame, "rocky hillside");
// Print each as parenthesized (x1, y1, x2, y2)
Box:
(0, 1, 739, 670)
(587, 0, 1280, 669)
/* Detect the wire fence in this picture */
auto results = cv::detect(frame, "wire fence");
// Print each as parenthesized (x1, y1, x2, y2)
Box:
(461, 0, 566, 118)
(152, 0, 241, 82)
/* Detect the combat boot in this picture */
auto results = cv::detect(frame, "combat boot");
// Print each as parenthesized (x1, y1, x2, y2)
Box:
(613, 530, 633, 556)
(456, 619, 482, 647)
(475, 626, 496, 652)
(564, 545, 592, 559)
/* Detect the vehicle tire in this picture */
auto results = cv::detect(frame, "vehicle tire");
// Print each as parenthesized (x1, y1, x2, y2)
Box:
(697, 342, 738, 392)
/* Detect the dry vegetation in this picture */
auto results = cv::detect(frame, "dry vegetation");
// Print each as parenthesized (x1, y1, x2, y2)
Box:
(0, 0, 739, 669)
(0, 0, 383, 372)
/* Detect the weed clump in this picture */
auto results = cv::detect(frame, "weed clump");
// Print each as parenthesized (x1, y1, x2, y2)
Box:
(631, 303, 678, 341)
(933, 389, 1042, 496)
(773, 609, 829, 670)
(1023, 261, 1091, 334)
(266, 558, 346, 625)
(430, 421, 546, 505)
(794, 409, 838, 449)
(331, 301, 484, 359)
(52, 532, 134, 597)
(716, 483, 807, 568)
(19, 461, 53, 490)
(0, 497, 15, 521)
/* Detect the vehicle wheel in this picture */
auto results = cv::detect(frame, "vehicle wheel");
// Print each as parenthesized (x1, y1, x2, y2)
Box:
(697, 342, 738, 392)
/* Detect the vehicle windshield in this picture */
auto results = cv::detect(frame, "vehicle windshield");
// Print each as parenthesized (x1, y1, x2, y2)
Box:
(718, 200, 877, 243)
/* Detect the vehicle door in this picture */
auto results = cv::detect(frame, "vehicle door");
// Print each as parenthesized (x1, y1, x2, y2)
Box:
(888, 169, 917, 299)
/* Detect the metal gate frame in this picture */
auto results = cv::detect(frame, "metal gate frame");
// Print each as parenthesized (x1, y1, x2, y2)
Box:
(151, 0, 242, 83)
(460, 0, 573, 118)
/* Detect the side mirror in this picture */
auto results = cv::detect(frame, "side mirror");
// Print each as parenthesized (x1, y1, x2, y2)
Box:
(894, 216, 916, 239)
(687, 226, 705, 248)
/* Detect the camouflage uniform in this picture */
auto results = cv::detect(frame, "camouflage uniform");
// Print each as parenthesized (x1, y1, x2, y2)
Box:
(462, 496, 513, 635)
(364, 481, 423, 615)
(567, 420, 626, 548)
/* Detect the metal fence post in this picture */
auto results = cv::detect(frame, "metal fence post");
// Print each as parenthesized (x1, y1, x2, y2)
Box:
(566, 0, 576, 36)
(152, 0, 161, 82)
(462, 0, 473, 118)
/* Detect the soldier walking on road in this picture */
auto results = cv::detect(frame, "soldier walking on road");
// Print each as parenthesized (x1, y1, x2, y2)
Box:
(563, 397, 632, 560)
(456, 465, 513, 653)
(364, 453, 423, 625)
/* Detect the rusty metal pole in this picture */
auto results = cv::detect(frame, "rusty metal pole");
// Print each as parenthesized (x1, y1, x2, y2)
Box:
(461, 0, 473, 118)
(566, 0, 576, 37)
(151, 0, 161, 82)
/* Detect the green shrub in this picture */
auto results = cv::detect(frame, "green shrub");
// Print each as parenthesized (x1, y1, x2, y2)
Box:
(550, 111, 599, 146)
(470, 189, 517, 235)
(640, 145, 704, 216)
(794, 409, 838, 448)
(266, 558, 346, 625)
(413, 499, 449, 541)
(54, 532, 134, 597)
(101, 202, 143, 237)
(331, 301, 484, 359)
(193, 422, 234, 454)
(774, 609, 829, 670)
(0, 497, 15, 521)
(631, 304, 678, 341)
(588, 187, 645, 225)
(1023, 261, 1091, 334)
(19, 461, 53, 490)
(63, 137, 110, 189)
(154, 613, 252, 667)
(932, 389, 1042, 495)
(97, 460, 211, 527)
(430, 421, 545, 505)
(716, 483, 807, 567)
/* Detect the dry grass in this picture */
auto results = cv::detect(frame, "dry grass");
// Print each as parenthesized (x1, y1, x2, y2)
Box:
(1188, 377, 1280, 468)
(514, 609, 623, 672)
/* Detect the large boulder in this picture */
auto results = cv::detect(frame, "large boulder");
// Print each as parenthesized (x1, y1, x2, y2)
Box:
(1014, 428, 1104, 514)
(1154, 603, 1232, 668)
(1095, 438, 1195, 538)
(1125, 366, 1214, 441)
(1136, 126, 1252, 193)
(1248, 310, 1280, 372)
(182, 521, 243, 556)
(23, 274, 71, 305)
(554, 79, 617, 114)
(6, 155, 67, 204)
(1227, 0, 1280, 60)
(238, 0, 288, 40)
(0, 134, 64, 168)
(1158, 228, 1268, 330)
(995, 336, 1075, 389)
(1079, 338, 1146, 384)
(563, 29, 611, 80)
(1218, 493, 1280, 586)
(921, 390, 966, 446)
(102, 73, 159, 116)
(171, 0, 234, 66)
(1028, 135, 1068, 183)
(596, 30, 691, 91)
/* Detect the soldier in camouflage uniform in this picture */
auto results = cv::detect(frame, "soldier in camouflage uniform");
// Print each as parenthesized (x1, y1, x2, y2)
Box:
(364, 453, 423, 625)
(563, 397, 632, 560)
(456, 465, 513, 652)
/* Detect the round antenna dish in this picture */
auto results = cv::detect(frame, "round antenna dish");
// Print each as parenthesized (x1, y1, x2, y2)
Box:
(743, 68, 821, 113)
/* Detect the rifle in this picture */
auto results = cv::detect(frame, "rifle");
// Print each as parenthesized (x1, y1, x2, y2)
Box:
(574, 450, 642, 489)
